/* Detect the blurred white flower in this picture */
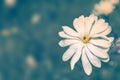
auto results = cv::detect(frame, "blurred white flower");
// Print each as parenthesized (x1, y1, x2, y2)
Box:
(31, 13, 41, 24)
(104, 0, 119, 5)
(115, 38, 120, 54)
(11, 27, 19, 34)
(5, 0, 16, 7)
(26, 56, 36, 68)
(58, 14, 114, 75)
(1, 27, 19, 37)
(116, 38, 120, 45)
(118, 50, 120, 53)
(93, 1, 115, 15)
(1, 29, 10, 37)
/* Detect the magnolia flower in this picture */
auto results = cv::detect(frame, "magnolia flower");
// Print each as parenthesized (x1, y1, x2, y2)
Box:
(58, 14, 114, 75)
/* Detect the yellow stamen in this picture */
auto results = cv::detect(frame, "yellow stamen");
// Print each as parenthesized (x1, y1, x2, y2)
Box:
(81, 34, 90, 44)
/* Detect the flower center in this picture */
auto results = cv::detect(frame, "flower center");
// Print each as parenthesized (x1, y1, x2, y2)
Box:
(81, 35, 90, 44)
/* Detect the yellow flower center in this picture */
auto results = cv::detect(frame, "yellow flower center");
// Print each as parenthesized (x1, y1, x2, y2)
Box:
(81, 34, 90, 44)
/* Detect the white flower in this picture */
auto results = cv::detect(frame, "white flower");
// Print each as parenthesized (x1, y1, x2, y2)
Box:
(5, 0, 16, 7)
(31, 13, 41, 24)
(93, 1, 115, 15)
(104, 0, 119, 5)
(58, 14, 114, 75)
(114, 38, 120, 54)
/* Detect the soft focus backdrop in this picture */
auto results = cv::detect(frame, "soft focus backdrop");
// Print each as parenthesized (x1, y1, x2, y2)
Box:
(0, 0, 120, 80)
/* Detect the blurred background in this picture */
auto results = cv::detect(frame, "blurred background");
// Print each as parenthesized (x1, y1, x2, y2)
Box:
(0, 0, 120, 80)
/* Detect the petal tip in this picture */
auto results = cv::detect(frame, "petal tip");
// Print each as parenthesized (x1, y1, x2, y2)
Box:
(110, 37, 114, 42)
(58, 32, 62, 37)
(102, 57, 110, 62)
(62, 56, 67, 62)
(62, 26, 67, 29)
(70, 65, 74, 70)
(70, 60, 75, 70)
(58, 41, 63, 47)
(97, 64, 102, 68)
(86, 71, 92, 76)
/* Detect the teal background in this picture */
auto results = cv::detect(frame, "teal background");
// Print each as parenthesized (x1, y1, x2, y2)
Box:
(0, 0, 120, 80)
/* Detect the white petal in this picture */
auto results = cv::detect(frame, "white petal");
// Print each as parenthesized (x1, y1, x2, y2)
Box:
(85, 47, 101, 68)
(58, 31, 73, 38)
(62, 26, 79, 37)
(62, 44, 79, 61)
(90, 19, 105, 34)
(59, 39, 79, 47)
(91, 34, 114, 43)
(90, 39, 111, 48)
(73, 18, 81, 33)
(87, 43, 109, 59)
(90, 19, 111, 35)
(98, 26, 111, 35)
(109, 37, 114, 43)
(82, 48, 92, 75)
(90, 35, 111, 52)
(73, 16, 85, 34)
(101, 55, 110, 62)
(70, 46, 83, 70)
(85, 14, 97, 34)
